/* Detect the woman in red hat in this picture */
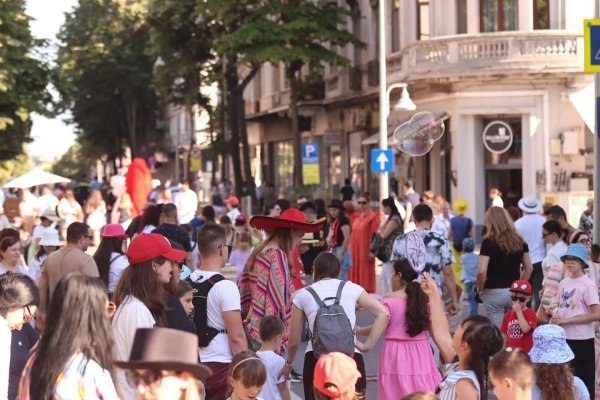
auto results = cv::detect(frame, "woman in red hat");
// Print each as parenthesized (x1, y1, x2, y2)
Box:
(239, 208, 325, 350)
(348, 193, 380, 293)
(93, 224, 128, 297)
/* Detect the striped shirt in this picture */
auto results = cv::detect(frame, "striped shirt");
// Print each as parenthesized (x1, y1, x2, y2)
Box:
(437, 363, 481, 400)
(239, 247, 292, 347)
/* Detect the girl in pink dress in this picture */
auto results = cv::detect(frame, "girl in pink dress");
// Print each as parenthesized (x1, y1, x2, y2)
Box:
(358, 257, 442, 399)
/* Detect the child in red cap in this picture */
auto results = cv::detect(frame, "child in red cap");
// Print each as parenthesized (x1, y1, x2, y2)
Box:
(500, 280, 538, 351)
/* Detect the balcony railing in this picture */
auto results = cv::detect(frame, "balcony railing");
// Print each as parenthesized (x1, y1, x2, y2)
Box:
(401, 31, 582, 79)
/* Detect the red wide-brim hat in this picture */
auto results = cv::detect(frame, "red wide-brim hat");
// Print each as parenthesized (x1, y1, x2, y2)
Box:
(250, 208, 326, 233)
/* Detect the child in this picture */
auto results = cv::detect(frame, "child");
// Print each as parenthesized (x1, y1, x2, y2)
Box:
(500, 280, 537, 352)
(460, 238, 479, 316)
(544, 243, 600, 398)
(313, 352, 361, 400)
(227, 350, 267, 400)
(176, 280, 194, 317)
(257, 315, 291, 400)
(358, 258, 441, 398)
(230, 231, 253, 280)
(488, 348, 534, 400)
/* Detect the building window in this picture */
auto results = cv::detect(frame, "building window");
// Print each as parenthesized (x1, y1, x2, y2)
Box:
(391, 0, 400, 52)
(417, 0, 430, 40)
(533, 0, 549, 29)
(275, 141, 294, 190)
(480, 0, 517, 32)
(457, 0, 467, 34)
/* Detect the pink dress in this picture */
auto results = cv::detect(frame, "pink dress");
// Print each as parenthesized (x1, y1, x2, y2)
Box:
(378, 298, 442, 399)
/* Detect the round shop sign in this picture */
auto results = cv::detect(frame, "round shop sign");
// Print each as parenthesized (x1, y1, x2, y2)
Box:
(482, 120, 513, 154)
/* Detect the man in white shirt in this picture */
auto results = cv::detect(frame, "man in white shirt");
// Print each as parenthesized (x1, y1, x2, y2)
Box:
(188, 223, 246, 400)
(225, 196, 241, 221)
(174, 181, 198, 224)
(36, 186, 59, 218)
(515, 195, 546, 310)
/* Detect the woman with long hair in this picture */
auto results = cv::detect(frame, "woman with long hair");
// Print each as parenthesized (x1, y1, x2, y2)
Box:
(0, 273, 39, 399)
(357, 258, 441, 398)
(239, 208, 325, 351)
(136, 204, 163, 235)
(93, 224, 128, 296)
(284, 252, 389, 400)
(377, 196, 404, 294)
(326, 199, 352, 281)
(528, 324, 590, 400)
(85, 189, 107, 246)
(539, 220, 569, 313)
(348, 192, 379, 293)
(19, 273, 118, 400)
(56, 189, 84, 239)
(421, 273, 504, 400)
(476, 207, 533, 326)
(112, 233, 186, 399)
(0, 236, 27, 275)
(162, 240, 196, 334)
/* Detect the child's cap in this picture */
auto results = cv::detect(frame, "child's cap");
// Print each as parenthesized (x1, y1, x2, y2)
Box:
(510, 279, 532, 296)
(314, 352, 361, 398)
(560, 243, 589, 267)
(462, 237, 475, 252)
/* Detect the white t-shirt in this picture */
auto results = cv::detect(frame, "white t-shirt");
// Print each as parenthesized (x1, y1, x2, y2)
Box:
(0, 316, 10, 400)
(515, 214, 546, 264)
(190, 269, 241, 363)
(175, 190, 198, 224)
(108, 253, 129, 293)
(32, 224, 47, 240)
(542, 241, 568, 277)
(226, 208, 241, 222)
(28, 255, 47, 281)
(112, 296, 156, 400)
(292, 279, 364, 354)
(257, 350, 287, 400)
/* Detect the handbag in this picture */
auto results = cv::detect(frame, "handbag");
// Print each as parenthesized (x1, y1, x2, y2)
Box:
(370, 233, 390, 263)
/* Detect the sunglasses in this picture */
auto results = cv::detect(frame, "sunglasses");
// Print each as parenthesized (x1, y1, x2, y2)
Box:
(542, 232, 551, 238)
(128, 369, 183, 386)
(510, 295, 528, 303)
(563, 256, 582, 263)
(358, 201, 367, 205)
(24, 305, 34, 322)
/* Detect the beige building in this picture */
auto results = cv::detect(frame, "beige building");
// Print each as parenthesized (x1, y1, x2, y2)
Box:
(243, 0, 594, 225)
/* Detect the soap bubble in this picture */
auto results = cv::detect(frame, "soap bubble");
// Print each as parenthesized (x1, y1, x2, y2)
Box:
(393, 121, 434, 157)
(409, 111, 445, 142)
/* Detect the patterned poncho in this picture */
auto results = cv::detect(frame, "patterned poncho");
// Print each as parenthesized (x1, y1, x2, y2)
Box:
(239, 247, 293, 347)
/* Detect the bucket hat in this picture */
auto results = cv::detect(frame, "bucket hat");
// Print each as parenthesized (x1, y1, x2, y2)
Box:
(560, 243, 589, 266)
(509, 279, 532, 295)
(127, 233, 187, 264)
(328, 199, 344, 210)
(115, 328, 212, 380)
(39, 229, 61, 247)
(250, 208, 326, 233)
(314, 352, 361, 398)
(518, 195, 542, 213)
(452, 198, 468, 215)
(40, 209, 59, 222)
(529, 324, 574, 364)
(101, 224, 127, 238)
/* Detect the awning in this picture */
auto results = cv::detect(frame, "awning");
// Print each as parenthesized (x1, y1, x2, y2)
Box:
(361, 112, 449, 145)
(569, 83, 594, 133)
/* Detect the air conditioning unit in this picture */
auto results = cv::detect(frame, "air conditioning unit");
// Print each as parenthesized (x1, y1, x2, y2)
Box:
(367, 60, 379, 87)
(349, 66, 362, 91)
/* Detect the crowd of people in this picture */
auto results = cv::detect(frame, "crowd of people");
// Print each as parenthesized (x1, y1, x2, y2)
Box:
(0, 175, 597, 400)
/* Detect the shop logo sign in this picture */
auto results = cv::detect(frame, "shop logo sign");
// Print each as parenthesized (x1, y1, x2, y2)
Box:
(482, 120, 513, 154)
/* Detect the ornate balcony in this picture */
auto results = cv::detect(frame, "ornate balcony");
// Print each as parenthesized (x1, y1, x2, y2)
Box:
(399, 31, 582, 81)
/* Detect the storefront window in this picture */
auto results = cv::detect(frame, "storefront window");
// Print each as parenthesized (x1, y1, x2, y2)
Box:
(275, 141, 294, 191)
(480, 0, 517, 32)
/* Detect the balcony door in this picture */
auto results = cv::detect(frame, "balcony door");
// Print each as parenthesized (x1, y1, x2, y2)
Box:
(480, 0, 517, 32)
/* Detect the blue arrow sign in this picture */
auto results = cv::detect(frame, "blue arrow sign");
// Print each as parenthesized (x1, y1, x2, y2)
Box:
(370, 149, 394, 173)
(584, 19, 600, 72)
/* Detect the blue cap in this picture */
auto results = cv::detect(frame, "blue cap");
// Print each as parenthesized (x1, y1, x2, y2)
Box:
(462, 237, 475, 252)
(560, 243, 589, 267)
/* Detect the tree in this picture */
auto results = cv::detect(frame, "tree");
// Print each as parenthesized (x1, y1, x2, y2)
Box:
(55, 0, 159, 162)
(51, 143, 87, 179)
(219, 0, 363, 186)
(0, 0, 51, 161)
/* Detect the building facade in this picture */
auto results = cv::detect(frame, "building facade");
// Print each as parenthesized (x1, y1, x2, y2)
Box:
(243, 0, 594, 225)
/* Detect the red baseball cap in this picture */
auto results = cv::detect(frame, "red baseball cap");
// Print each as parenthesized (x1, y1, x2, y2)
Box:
(510, 279, 532, 295)
(225, 196, 239, 206)
(314, 352, 361, 398)
(127, 233, 187, 264)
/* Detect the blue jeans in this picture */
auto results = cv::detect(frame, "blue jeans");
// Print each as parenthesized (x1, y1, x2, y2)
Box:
(464, 281, 478, 316)
(333, 247, 352, 281)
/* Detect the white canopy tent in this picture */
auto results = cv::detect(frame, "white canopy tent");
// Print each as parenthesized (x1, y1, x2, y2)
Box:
(3, 169, 71, 189)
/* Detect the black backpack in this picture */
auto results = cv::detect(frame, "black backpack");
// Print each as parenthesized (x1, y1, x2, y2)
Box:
(186, 274, 227, 347)
(305, 281, 355, 359)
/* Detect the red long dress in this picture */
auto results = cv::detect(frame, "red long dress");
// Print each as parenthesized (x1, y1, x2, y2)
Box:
(349, 211, 379, 293)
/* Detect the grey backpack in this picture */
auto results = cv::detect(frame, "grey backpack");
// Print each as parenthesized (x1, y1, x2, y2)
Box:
(305, 281, 355, 358)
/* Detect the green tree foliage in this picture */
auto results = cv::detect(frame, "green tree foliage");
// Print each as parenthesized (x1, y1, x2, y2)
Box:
(218, 0, 363, 186)
(0, 154, 33, 185)
(51, 143, 87, 179)
(55, 0, 159, 161)
(0, 0, 51, 160)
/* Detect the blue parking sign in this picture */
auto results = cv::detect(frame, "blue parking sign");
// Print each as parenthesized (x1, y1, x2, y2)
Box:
(370, 149, 394, 173)
(302, 143, 319, 164)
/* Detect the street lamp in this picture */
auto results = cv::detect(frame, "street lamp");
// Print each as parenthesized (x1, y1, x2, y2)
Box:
(378, 0, 416, 200)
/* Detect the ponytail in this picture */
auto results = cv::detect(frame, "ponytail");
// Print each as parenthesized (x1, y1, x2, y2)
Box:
(392, 259, 429, 337)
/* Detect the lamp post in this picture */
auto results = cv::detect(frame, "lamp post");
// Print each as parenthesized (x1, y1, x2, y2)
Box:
(378, 0, 416, 200)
